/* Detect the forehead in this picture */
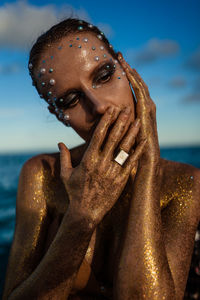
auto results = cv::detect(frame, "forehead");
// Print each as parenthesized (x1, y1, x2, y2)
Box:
(35, 32, 112, 96)
(40, 33, 111, 75)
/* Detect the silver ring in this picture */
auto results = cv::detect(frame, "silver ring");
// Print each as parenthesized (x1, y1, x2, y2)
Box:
(114, 149, 129, 166)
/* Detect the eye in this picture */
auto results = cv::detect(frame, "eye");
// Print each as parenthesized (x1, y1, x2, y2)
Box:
(95, 63, 115, 86)
(67, 94, 80, 108)
(57, 92, 83, 109)
(99, 73, 111, 83)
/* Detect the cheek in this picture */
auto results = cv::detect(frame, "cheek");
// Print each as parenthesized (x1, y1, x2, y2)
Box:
(66, 105, 93, 132)
(111, 75, 134, 106)
(113, 76, 136, 118)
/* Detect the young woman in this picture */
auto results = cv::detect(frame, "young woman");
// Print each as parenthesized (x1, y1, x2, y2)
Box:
(3, 19, 200, 300)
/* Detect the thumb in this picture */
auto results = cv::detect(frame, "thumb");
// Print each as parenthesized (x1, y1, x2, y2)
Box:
(58, 142, 72, 180)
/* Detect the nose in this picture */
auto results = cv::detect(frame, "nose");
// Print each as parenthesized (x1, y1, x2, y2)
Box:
(83, 86, 112, 116)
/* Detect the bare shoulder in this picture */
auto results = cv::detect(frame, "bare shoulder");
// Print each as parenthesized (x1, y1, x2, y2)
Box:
(160, 158, 200, 219)
(19, 143, 87, 213)
(21, 142, 87, 176)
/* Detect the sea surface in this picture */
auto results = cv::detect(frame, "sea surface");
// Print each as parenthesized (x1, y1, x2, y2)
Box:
(0, 147, 200, 297)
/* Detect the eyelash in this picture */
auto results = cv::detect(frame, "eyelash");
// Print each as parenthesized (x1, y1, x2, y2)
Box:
(95, 65, 115, 85)
(56, 63, 116, 109)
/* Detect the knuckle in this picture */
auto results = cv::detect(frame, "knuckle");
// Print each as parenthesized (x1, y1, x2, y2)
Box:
(81, 159, 91, 172)
(109, 135, 118, 144)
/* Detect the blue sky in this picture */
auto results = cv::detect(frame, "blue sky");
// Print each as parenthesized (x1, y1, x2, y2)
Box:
(0, 0, 200, 153)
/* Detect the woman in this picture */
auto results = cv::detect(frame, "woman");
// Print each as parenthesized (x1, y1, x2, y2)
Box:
(3, 18, 200, 300)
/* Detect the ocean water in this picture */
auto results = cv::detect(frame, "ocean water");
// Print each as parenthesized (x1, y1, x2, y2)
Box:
(0, 147, 200, 296)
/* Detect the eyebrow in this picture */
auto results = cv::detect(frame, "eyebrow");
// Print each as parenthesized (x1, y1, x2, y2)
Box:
(57, 59, 113, 100)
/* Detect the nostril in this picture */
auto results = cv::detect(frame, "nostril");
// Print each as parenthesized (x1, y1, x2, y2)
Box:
(93, 103, 109, 115)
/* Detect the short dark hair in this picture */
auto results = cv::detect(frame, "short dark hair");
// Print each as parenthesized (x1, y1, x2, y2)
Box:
(29, 18, 118, 87)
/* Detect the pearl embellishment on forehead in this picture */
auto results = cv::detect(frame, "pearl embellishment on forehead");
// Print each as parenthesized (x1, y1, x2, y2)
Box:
(29, 63, 33, 69)
(49, 79, 55, 86)
(94, 56, 100, 61)
(97, 34, 103, 40)
(100, 46, 104, 50)
(83, 38, 88, 42)
(92, 46, 96, 50)
(40, 68, 46, 74)
(49, 68, 53, 73)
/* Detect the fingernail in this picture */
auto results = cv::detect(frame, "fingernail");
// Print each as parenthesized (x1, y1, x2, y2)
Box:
(124, 107, 131, 115)
(58, 143, 61, 151)
(134, 118, 140, 127)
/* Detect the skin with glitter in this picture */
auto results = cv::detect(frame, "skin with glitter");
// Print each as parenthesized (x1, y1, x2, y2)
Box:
(3, 27, 200, 300)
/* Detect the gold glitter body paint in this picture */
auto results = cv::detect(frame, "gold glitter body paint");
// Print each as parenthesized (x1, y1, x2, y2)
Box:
(2, 152, 200, 300)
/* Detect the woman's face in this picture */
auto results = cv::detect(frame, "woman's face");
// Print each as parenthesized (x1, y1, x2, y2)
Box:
(34, 32, 135, 142)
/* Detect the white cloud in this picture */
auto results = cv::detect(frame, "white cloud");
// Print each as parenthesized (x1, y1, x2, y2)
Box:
(0, 62, 24, 74)
(185, 46, 200, 71)
(168, 76, 187, 88)
(0, 1, 94, 50)
(182, 93, 200, 103)
(126, 38, 180, 65)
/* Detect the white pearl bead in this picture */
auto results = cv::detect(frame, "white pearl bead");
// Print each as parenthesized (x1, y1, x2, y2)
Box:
(64, 114, 70, 121)
(40, 68, 46, 74)
(49, 79, 55, 85)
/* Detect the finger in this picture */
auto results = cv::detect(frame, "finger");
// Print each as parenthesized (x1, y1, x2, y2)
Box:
(123, 139, 147, 175)
(87, 106, 120, 153)
(119, 118, 141, 153)
(58, 142, 72, 180)
(102, 107, 132, 157)
(118, 53, 147, 108)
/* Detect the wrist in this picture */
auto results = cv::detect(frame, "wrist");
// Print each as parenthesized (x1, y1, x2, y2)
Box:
(67, 203, 97, 232)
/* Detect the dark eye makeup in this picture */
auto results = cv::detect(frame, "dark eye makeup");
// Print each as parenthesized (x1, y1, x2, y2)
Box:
(56, 60, 116, 109)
